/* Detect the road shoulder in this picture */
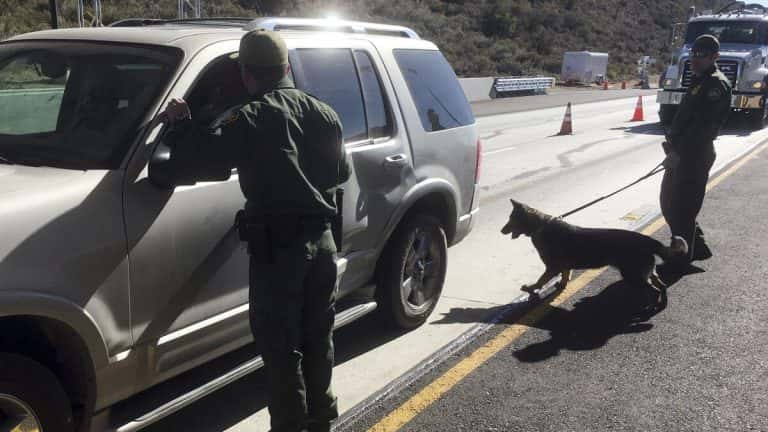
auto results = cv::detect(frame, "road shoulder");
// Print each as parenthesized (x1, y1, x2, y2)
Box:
(350, 144, 768, 432)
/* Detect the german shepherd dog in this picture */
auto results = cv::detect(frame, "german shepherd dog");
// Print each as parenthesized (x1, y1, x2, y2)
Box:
(501, 200, 688, 306)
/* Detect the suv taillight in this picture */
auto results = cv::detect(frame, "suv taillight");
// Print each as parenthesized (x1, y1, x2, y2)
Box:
(475, 138, 482, 184)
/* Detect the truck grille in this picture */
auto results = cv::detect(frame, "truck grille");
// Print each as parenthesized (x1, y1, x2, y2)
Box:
(681, 59, 739, 87)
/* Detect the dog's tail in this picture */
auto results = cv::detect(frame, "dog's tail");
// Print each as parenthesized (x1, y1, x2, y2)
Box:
(654, 236, 689, 262)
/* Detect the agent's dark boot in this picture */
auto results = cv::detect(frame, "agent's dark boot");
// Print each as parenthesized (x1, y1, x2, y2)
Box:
(691, 239, 713, 261)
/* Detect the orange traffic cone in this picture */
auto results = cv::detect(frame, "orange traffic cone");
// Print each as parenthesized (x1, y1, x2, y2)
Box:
(630, 96, 644, 122)
(558, 103, 573, 135)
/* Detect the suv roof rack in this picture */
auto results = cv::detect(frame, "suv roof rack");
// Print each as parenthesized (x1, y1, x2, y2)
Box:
(109, 17, 252, 28)
(109, 16, 420, 39)
(246, 17, 420, 39)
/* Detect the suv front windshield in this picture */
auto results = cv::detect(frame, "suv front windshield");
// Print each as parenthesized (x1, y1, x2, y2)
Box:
(0, 41, 181, 170)
(685, 21, 768, 45)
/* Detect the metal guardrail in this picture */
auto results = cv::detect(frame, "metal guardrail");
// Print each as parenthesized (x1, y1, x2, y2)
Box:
(492, 76, 556, 96)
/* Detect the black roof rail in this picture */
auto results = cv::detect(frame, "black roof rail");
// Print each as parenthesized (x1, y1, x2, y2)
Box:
(109, 17, 254, 28)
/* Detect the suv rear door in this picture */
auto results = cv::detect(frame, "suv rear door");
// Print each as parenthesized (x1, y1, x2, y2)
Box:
(286, 38, 412, 296)
(388, 48, 478, 224)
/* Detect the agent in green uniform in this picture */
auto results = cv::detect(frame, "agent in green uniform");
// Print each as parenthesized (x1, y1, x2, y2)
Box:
(160, 29, 351, 432)
(661, 34, 731, 270)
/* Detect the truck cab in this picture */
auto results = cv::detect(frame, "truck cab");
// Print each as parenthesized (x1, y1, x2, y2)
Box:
(658, 2, 768, 129)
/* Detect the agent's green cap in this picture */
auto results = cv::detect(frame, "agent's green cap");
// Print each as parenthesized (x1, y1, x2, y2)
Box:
(230, 29, 288, 68)
(692, 34, 720, 57)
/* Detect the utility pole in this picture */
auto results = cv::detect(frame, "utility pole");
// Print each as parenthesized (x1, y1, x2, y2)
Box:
(49, 0, 58, 29)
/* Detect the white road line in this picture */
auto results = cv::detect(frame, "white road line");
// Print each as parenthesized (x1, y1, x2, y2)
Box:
(483, 146, 517, 156)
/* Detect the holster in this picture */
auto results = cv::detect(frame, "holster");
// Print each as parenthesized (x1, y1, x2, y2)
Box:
(235, 210, 274, 264)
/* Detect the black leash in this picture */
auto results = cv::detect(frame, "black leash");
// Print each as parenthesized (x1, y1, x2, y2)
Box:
(557, 161, 666, 219)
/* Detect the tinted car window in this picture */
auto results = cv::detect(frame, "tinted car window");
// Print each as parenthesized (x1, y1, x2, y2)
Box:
(394, 49, 474, 132)
(0, 41, 180, 169)
(291, 48, 367, 142)
(187, 55, 248, 127)
(354, 50, 392, 139)
(686, 21, 767, 45)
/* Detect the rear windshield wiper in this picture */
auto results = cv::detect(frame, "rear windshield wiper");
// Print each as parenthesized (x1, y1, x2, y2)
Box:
(0, 154, 14, 165)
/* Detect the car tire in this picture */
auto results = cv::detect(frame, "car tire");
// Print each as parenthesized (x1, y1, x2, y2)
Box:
(0, 353, 73, 432)
(377, 214, 448, 330)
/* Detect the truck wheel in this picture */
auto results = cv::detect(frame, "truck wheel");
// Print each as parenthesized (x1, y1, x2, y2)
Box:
(0, 353, 73, 432)
(377, 214, 448, 329)
(659, 104, 678, 126)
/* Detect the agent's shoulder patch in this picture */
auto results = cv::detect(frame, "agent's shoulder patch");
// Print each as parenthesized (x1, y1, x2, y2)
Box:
(221, 110, 240, 126)
(707, 86, 723, 102)
(208, 105, 244, 131)
(691, 85, 702, 95)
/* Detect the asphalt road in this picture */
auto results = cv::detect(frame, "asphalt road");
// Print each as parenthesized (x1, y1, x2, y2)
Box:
(138, 92, 768, 432)
(352, 143, 768, 432)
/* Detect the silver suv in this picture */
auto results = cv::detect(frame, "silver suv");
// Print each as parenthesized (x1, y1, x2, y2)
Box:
(0, 17, 479, 432)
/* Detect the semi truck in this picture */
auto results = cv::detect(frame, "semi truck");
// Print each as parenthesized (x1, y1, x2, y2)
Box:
(658, 2, 768, 129)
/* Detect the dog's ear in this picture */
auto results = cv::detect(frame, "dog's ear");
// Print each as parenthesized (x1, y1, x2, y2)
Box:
(510, 199, 528, 214)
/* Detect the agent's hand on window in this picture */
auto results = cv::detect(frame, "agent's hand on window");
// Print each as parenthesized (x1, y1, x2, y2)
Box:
(159, 98, 191, 124)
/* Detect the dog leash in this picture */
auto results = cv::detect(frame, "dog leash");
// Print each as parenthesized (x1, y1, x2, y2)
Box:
(557, 161, 666, 219)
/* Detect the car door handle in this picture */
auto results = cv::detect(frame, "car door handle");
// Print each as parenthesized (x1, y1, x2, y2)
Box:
(383, 154, 409, 168)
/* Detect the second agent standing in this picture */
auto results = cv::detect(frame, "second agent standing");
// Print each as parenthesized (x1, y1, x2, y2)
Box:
(661, 34, 732, 271)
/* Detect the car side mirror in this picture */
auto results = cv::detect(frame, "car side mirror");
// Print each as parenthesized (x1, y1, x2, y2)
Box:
(148, 135, 233, 188)
(148, 140, 189, 188)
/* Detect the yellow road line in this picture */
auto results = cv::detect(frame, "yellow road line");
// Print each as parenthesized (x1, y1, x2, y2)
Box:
(367, 140, 768, 432)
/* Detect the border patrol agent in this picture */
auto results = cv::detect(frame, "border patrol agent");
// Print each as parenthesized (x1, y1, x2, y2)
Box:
(661, 34, 731, 269)
(161, 29, 351, 432)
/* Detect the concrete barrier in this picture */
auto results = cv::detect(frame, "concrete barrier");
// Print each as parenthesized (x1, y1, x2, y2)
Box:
(459, 77, 495, 103)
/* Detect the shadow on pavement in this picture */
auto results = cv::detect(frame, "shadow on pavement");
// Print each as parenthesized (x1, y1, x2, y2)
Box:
(609, 118, 753, 138)
(137, 312, 406, 432)
(433, 266, 706, 364)
(611, 122, 666, 136)
(656, 262, 706, 285)
(432, 303, 512, 325)
(511, 280, 661, 363)
(512, 263, 702, 363)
